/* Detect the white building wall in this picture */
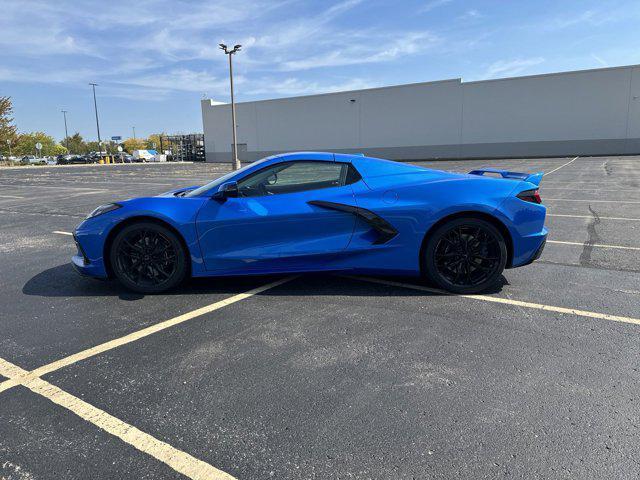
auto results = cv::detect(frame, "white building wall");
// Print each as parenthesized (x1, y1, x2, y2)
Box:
(202, 65, 640, 162)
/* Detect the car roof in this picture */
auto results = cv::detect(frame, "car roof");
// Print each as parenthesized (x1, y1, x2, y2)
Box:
(274, 152, 335, 162)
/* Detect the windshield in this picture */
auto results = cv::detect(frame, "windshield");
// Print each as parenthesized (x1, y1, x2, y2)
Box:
(184, 161, 257, 197)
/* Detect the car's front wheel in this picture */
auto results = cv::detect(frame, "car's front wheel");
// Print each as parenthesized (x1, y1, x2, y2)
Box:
(423, 217, 507, 294)
(110, 222, 187, 293)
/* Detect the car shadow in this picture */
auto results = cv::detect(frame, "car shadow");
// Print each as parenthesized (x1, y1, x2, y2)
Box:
(22, 263, 507, 301)
(22, 264, 286, 301)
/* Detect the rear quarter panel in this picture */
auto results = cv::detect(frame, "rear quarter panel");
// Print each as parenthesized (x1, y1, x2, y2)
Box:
(344, 171, 522, 274)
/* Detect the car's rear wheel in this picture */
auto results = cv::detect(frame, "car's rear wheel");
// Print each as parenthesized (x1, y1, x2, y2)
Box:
(423, 217, 507, 294)
(110, 222, 187, 293)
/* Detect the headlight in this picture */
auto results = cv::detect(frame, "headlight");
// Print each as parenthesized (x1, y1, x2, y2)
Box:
(87, 203, 122, 219)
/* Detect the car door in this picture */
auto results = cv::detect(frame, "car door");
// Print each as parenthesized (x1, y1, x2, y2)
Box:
(195, 159, 357, 273)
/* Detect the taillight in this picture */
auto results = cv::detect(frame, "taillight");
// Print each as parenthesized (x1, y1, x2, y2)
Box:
(517, 189, 542, 204)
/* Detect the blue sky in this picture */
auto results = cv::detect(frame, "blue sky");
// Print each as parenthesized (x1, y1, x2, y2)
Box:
(2, 0, 640, 141)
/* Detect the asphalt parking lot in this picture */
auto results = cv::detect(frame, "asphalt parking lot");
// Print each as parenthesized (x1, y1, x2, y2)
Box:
(1, 156, 639, 479)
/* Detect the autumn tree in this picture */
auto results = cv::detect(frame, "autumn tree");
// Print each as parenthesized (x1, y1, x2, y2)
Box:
(123, 137, 147, 153)
(145, 133, 166, 152)
(0, 96, 18, 155)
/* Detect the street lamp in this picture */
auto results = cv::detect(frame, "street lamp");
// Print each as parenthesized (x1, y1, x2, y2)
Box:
(89, 83, 103, 158)
(219, 43, 242, 170)
(61, 110, 70, 153)
(6, 139, 12, 158)
(132, 126, 136, 139)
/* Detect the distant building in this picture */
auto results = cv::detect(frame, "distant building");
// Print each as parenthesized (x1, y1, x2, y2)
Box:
(201, 64, 640, 163)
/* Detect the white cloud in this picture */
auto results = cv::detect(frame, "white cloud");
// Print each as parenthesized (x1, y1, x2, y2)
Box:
(419, 0, 452, 14)
(480, 57, 545, 79)
(591, 54, 608, 67)
(458, 9, 482, 21)
(280, 32, 440, 71)
(245, 77, 373, 96)
(124, 69, 236, 93)
(545, 3, 640, 30)
(0, 0, 461, 102)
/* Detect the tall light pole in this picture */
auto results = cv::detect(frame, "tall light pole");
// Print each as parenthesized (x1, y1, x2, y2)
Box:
(89, 83, 102, 157)
(61, 110, 70, 153)
(219, 43, 242, 170)
(6, 139, 11, 158)
(132, 126, 136, 139)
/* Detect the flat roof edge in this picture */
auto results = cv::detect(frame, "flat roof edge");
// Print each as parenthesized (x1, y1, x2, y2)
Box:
(202, 63, 640, 108)
(203, 78, 462, 107)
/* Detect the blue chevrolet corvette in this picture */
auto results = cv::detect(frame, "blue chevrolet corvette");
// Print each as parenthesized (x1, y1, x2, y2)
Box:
(72, 152, 547, 294)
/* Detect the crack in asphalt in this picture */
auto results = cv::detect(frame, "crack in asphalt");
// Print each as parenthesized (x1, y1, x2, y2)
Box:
(579, 205, 601, 267)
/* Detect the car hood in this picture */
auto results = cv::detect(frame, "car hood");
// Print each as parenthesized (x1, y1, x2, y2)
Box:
(156, 185, 201, 197)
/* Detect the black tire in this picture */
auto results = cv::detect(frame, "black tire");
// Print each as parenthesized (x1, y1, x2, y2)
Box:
(423, 217, 507, 294)
(110, 222, 187, 293)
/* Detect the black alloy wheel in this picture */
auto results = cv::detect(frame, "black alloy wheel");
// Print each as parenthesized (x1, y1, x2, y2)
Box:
(110, 222, 187, 293)
(424, 218, 507, 294)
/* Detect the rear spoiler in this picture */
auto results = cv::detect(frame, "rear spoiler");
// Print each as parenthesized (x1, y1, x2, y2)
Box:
(468, 168, 543, 187)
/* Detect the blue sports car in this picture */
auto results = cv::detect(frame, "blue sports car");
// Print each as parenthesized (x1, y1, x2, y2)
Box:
(72, 152, 547, 294)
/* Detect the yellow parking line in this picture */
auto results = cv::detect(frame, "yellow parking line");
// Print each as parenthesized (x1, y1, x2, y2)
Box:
(347, 276, 640, 326)
(0, 357, 235, 480)
(0, 276, 294, 394)
(547, 240, 640, 251)
(53, 230, 73, 236)
(0, 277, 295, 478)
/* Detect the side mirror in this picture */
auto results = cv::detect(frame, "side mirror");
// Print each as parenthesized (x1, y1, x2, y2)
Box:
(213, 181, 239, 201)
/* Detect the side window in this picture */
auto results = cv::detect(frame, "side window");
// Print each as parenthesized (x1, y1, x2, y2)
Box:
(238, 161, 348, 197)
(345, 165, 362, 185)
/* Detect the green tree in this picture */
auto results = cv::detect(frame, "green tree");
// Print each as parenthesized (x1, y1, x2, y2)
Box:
(123, 137, 147, 153)
(103, 140, 121, 154)
(65, 132, 88, 154)
(0, 96, 18, 156)
(52, 144, 68, 156)
(145, 133, 165, 151)
(14, 132, 59, 156)
(86, 141, 100, 153)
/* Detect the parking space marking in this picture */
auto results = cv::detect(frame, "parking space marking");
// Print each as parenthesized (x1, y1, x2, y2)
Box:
(547, 213, 640, 221)
(542, 187, 640, 192)
(53, 230, 73, 236)
(347, 276, 640, 326)
(0, 356, 235, 480)
(69, 190, 109, 197)
(543, 156, 579, 176)
(545, 198, 640, 204)
(0, 276, 295, 394)
(547, 240, 640, 251)
(0, 183, 110, 191)
(0, 194, 24, 199)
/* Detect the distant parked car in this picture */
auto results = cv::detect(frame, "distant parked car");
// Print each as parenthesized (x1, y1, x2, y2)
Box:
(57, 154, 86, 165)
(21, 155, 45, 165)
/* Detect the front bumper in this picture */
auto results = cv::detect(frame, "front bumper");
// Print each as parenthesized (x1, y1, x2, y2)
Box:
(71, 229, 109, 279)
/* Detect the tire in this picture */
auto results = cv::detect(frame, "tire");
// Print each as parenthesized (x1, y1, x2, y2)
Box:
(423, 217, 507, 294)
(109, 222, 187, 293)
